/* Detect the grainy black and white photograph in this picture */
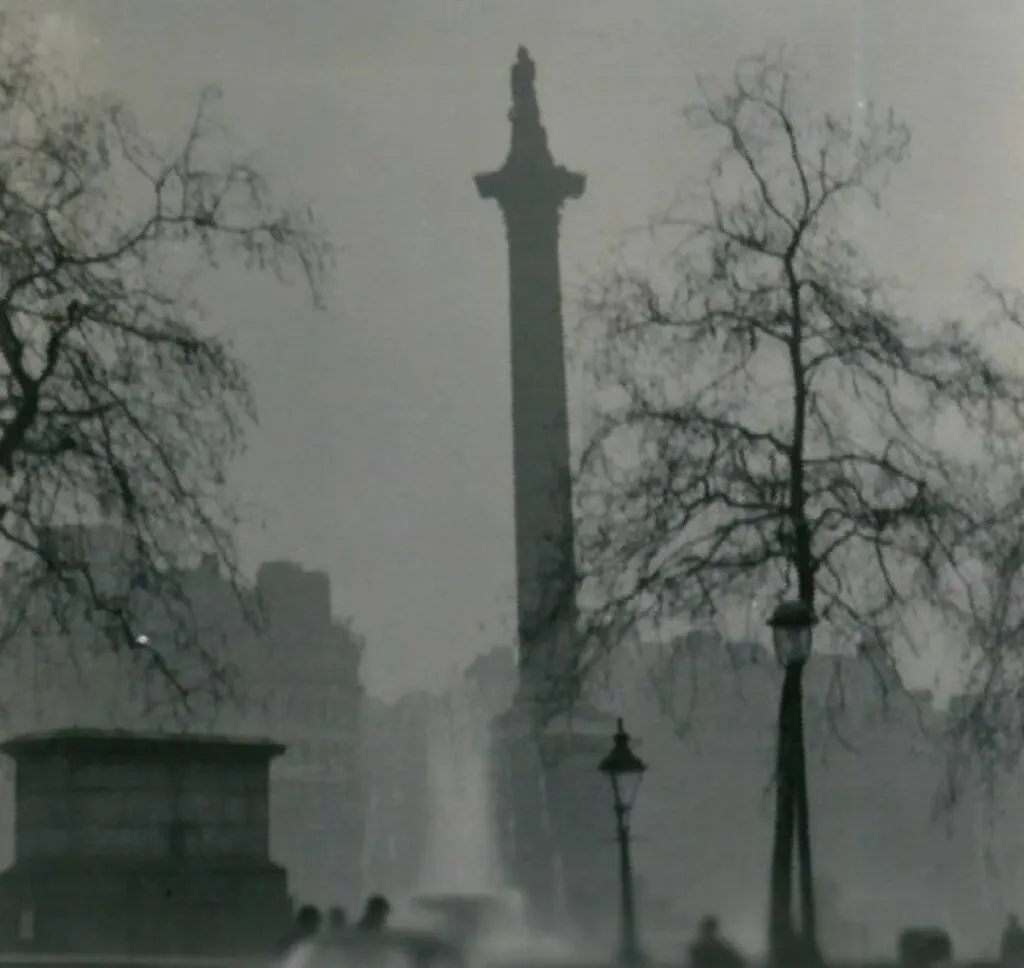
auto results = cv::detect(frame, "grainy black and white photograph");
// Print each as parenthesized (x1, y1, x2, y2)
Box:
(0, 3, 1020, 968)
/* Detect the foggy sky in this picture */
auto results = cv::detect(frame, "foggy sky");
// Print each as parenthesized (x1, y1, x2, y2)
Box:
(17, 0, 1024, 699)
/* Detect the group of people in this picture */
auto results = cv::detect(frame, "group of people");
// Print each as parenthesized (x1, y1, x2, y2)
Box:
(283, 905, 1024, 968)
(690, 912, 1023, 968)
(283, 895, 393, 956)
(280, 894, 467, 968)
(686, 916, 828, 968)
(284, 901, 744, 968)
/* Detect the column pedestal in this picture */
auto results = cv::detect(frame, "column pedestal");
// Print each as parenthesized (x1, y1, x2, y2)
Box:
(491, 700, 618, 937)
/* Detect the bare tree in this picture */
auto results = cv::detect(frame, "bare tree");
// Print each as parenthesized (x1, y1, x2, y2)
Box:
(940, 387, 1024, 784)
(0, 14, 333, 713)
(569, 49, 1024, 713)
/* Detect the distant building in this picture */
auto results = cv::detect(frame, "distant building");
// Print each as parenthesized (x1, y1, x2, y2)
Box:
(361, 690, 434, 895)
(0, 529, 367, 913)
(0, 729, 288, 956)
(358, 635, 1024, 957)
(464, 646, 517, 716)
(360, 651, 516, 898)
(598, 639, 1017, 957)
(236, 561, 366, 910)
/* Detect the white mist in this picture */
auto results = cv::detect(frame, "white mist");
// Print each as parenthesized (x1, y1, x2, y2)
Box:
(412, 680, 582, 965)
(419, 682, 502, 894)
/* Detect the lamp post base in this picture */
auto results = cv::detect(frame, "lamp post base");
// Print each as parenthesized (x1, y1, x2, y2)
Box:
(618, 947, 647, 968)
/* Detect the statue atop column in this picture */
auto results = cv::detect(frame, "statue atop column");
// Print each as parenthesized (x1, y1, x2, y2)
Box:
(511, 47, 539, 123)
(475, 42, 594, 937)
(508, 46, 552, 166)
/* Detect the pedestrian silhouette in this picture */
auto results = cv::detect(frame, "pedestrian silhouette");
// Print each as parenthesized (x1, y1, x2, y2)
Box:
(283, 905, 322, 949)
(357, 894, 392, 932)
(688, 916, 744, 968)
(898, 927, 953, 968)
(279, 905, 323, 966)
(326, 906, 347, 938)
(1002, 915, 1024, 967)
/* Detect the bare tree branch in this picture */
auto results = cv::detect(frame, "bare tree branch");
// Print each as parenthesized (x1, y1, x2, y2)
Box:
(0, 13, 335, 714)
(563, 49, 1024, 758)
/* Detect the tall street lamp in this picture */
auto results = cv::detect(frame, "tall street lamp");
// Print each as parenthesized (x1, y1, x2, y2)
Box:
(767, 599, 819, 968)
(598, 717, 647, 967)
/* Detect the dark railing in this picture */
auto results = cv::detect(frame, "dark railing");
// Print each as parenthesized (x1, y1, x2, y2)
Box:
(0, 957, 271, 968)
(0, 956, 1003, 968)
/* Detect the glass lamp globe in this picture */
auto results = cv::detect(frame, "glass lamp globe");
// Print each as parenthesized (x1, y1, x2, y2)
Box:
(768, 599, 815, 668)
(598, 717, 647, 811)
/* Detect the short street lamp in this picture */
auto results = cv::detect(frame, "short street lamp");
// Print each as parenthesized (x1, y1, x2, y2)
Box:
(767, 599, 820, 968)
(599, 717, 647, 967)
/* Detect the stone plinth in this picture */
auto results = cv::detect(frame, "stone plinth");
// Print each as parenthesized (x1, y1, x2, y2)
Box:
(0, 729, 290, 956)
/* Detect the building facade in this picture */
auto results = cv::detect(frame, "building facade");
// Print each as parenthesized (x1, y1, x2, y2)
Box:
(357, 632, 1024, 959)
(0, 536, 367, 914)
(230, 561, 366, 910)
(599, 636, 1020, 959)
(360, 691, 435, 896)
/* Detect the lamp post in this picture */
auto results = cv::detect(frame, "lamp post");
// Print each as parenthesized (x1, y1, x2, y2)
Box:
(767, 599, 820, 968)
(599, 717, 647, 967)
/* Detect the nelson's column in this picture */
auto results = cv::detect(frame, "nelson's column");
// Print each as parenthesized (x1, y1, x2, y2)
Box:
(476, 47, 616, 932)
